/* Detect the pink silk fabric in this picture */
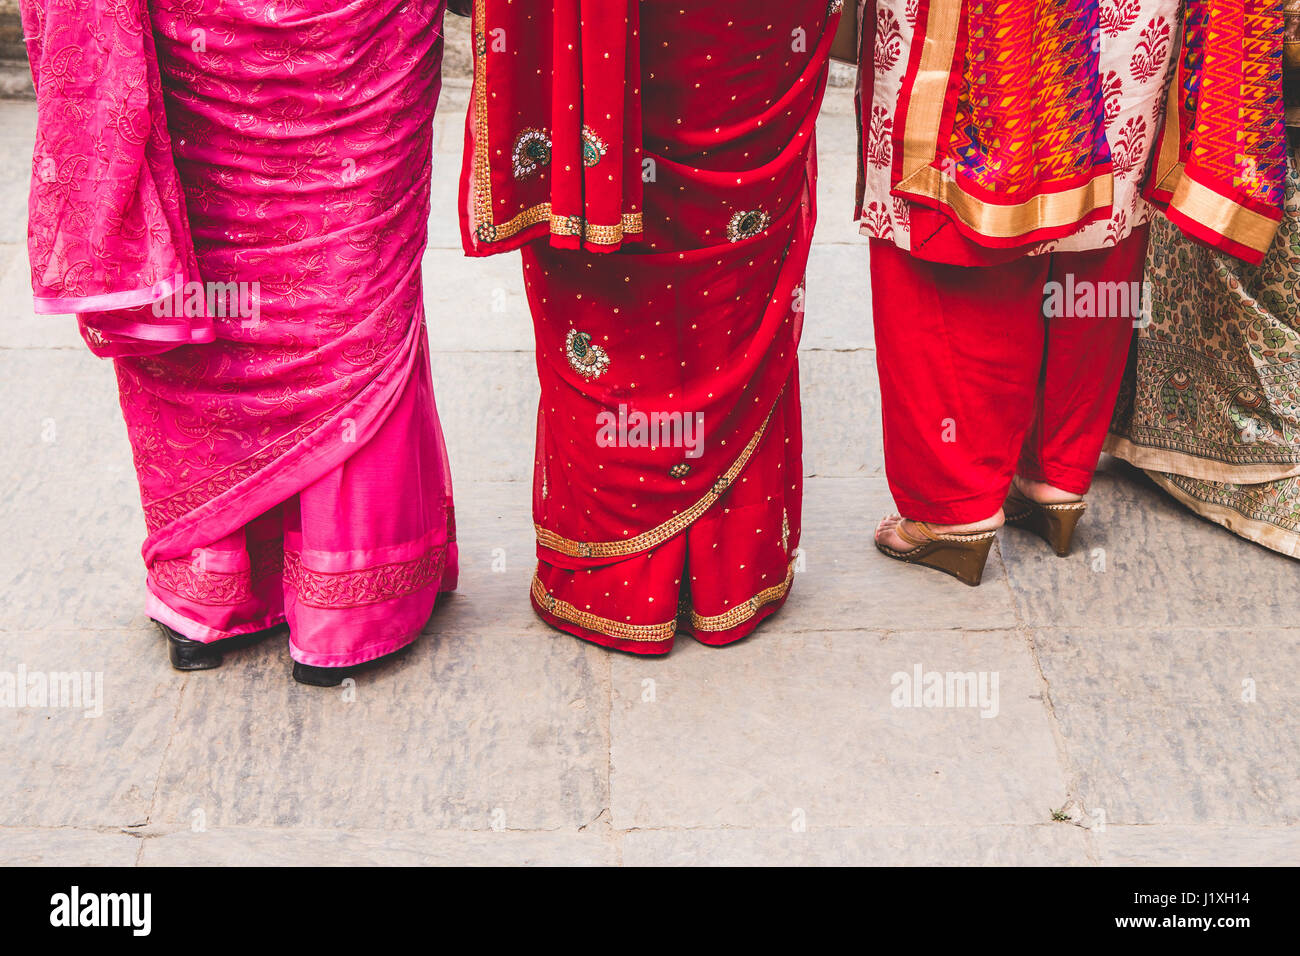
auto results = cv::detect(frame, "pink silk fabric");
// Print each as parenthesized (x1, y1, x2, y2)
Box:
(23, 0, 458, 665)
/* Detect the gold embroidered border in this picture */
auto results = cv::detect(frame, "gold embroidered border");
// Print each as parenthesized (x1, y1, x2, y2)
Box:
(471, 0, 493, 244)
(530, 559, 796, 642)
(531, 573, 678, 642)
(470, 5, 643, 247)
(1166, 173, 1280, 257)
(476, 203, 644, 246)
(534, 392, 783, 559)
(895, 0, 1114, 239)
(690, 561, 795, 632)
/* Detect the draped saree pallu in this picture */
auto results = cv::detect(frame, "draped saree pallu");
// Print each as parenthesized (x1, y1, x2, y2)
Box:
(22, 0, 458, 674)
(460, 1, 837, 653)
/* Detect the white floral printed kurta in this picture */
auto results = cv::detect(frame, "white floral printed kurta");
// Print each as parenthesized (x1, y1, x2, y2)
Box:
(860, 0, 1182, 254)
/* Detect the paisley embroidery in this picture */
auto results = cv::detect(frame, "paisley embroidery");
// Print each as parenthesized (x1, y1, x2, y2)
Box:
(581, 125, 608, 167)
(566, 329, 610, 380)
(512, 127, 552, 180)
(726, 208, 771, 242)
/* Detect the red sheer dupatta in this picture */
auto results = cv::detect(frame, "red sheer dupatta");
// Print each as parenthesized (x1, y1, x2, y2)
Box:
(458, 0, 645, 255)
(21, 0, 213, 356)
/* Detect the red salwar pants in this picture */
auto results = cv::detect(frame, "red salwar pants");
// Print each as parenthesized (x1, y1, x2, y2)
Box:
(870, 226, 1150, 524)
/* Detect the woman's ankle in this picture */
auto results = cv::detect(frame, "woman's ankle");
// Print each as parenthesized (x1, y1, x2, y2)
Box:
(927, 508, 1004, 534)
(1013, 474, 1084, 505)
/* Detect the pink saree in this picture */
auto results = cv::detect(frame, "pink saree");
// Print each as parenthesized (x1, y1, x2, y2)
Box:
(22, 0, 458, 667)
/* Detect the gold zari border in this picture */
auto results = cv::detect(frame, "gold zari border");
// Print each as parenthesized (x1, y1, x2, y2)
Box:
(470, 5, 643, 247)
(531, 574, 679, 642)
(530, 559, 797, 643)
(690, 561, 795, 632)
(535, 393, 782, 559)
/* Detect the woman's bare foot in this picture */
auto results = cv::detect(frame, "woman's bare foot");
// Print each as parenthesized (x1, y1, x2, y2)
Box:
(874, 509, 1004, 553)
(1011, 475, 1083, 505)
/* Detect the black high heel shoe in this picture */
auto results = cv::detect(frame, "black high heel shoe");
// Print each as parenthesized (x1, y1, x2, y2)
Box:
(292, 662, 354, 687)
(154, 620, 224, 671)
(292, 644, 412, 686)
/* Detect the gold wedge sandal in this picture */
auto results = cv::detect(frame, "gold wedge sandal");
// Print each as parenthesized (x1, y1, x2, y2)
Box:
(874, 516, 997, 587)
(1004, 490, 1087, 557)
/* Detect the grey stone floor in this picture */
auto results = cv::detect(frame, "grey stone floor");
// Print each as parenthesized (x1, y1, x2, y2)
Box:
(1, 85, 1297, 867)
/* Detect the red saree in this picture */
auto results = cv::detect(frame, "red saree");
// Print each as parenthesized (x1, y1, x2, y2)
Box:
(461, 0, 836, 653)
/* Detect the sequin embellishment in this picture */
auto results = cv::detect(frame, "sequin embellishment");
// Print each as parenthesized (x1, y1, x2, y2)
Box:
(726, 209, 771, 242)
(512, 128, 552, 180)
(581, 126, 609, 167)
(566, 329, 610, 380)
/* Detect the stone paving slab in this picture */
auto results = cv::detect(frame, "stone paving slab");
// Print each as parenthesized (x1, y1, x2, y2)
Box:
(1002, 458, 1300, 630)
(148, 627, 610, 832)
(0, 350, 146, 633)
(607, 629, 1065, 830)
(789, 477, 1019, 631)
(0, 829, 141, 866)
(1095, 826, 1300, 866)
(1035, 627, 1300, 827)
(138, 827, 615, 866)
(0, 629, 177, 828)
(622, 825, 1092, 866)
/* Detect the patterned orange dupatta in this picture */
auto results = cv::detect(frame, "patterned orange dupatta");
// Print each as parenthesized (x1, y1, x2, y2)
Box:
(1144, 0, 1289, 264)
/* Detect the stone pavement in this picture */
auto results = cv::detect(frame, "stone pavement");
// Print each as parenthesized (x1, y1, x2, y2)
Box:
(0, 84, 1297, 867)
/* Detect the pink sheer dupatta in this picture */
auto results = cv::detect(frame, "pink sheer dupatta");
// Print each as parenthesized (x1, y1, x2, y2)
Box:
(21, 0, 214, 356)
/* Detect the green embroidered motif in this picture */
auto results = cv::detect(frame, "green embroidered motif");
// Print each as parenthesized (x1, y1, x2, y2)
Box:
(513, 128, 552, 180)
(566, 329, 610, 380)
(727, 209, 771, 243)
(581, 126, 609, 167)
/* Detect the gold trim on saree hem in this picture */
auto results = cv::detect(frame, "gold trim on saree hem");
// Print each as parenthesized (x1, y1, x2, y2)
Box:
(689, 561, 795, 632)
(534, 392, 782, 559)
(1165, 171, 1281, 257)
(530, 573, 678, 642)
(470, 4, 643, 247)
(896, 0, 1113, 240)
(530, 559, 796, 642)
